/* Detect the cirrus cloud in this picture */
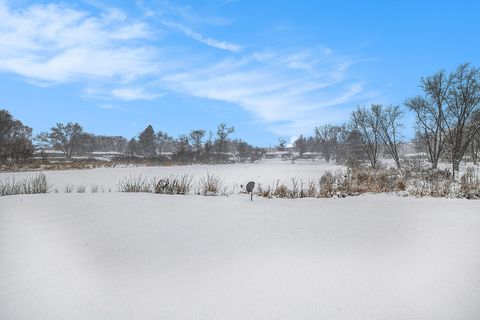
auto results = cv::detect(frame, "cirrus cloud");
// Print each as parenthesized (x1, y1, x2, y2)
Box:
(0, 0, 376, 137)
(161, 49, 372, 135)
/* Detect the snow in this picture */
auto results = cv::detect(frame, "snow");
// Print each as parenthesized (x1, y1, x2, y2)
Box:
(0, 159, 344, 192)
(1, 193, 480, 319)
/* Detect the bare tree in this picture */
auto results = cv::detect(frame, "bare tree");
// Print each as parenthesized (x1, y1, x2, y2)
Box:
(156, 131, 175, 155)
(138, 125, 157, 158)
(77, 133, 95, 154)
(88, 135, 128, 153)
(374, 104, 404, 169)
(203, 131, 214, 162)
(470, 129, 480, 164)
(412, 130, 428, 157)
(443, 63, 480, 178)
(350, 105, 382, 168)
(314, 124, 341, 163)
(36, 122, 84, 158)
(294, 135, 307, 156)
(277, 138, 287, 151)
(236, 141, 250, 161)
(340, 127, 365, 167)
(173, 134, 192, 162)
(215, 123, 234, 160)
(405, 70, 451, 169)
(126, 138, 138, 157)
(189, 129, 205, 162)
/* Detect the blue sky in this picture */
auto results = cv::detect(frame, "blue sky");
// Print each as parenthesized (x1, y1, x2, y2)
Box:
(1, 0, 479, 146)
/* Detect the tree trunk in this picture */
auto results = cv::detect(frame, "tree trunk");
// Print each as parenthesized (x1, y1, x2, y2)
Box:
(395, 158, 401, 169)
(472, 140, 478, 165)
(325, 152, 330, 163)
(452, 157, 461, 181)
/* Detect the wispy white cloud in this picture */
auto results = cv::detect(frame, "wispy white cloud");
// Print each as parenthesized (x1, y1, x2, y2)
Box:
(0, 1, 375, 137)
(0, 2, 157, 84)
(84, 86, 163, 101)
(111, 87, 163, 101)
(160, 20, 241, 52)
(136, 0, 233, 26)
(135, 0, 239, 51)
(162, 49, 372, 135)
(97, 103, 117, 110)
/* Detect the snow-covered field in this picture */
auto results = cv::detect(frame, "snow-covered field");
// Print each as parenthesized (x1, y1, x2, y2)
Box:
(1, 192, 480, 319)
(0, 159, 344, 192)
(1, 161, 480, 319)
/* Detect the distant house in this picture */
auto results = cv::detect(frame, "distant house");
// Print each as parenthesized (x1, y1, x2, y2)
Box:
(264, 149, 294, 159)
(300, 152, 321, 160)
(404, 152, 428, 160)
(34, 149, 66, 159)
(89, 151, 124, 160)
(159, 152, 173, 160)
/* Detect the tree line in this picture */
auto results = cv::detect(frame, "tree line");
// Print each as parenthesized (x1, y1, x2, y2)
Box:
(123, 123, 262, 163)
(0, 114, 262, 163)
(1, 63, 480, 174)
(290, 63, 480, 177)
(292, 104, 404, 169)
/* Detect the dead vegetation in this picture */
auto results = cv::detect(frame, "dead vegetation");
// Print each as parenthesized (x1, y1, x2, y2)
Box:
(2, 165, 478, 199)
(0, 173, 50, 196)
(154, 175, 193, 195)
(459, 167, 480, 199)
(197, 173, 227, 196)
(0, 159, 113, 172)
(114, 166, 479, 199)
(0, 157, 176, 173)
(117, 175, 153, 193)
(254, 166, 479, 199)
(117, 173, 227, 196)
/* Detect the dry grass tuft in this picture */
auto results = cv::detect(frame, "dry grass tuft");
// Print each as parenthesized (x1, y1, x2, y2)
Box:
(117, 175, 153, 193)
(0, 173, 50, 196)
(154, 175, 193, 195)
(198, 173, 227, 196)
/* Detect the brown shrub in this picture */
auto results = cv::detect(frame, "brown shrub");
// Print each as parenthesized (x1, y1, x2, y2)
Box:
(154, 175, 193, 195)
(256, 183, 272, 198)
(459, 167, 480, 199)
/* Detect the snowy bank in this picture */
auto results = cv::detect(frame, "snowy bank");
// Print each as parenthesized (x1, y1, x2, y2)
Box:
(0, 161, 344, 193)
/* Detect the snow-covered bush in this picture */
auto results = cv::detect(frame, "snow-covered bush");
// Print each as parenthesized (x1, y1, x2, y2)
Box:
(459, 167, 480, 199)
(317, 168, 406, 198)
(404, 167, 452, 197)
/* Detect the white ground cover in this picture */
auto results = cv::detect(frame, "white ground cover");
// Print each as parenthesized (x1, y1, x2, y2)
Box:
(1, 192, 479, 319)
(0, 159, 345, 193)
